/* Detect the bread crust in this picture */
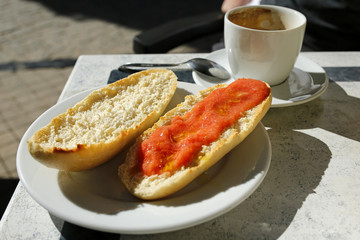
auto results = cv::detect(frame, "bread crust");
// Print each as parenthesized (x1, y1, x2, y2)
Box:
(119, 81, 272, 200)
(27, 69, 177, 171)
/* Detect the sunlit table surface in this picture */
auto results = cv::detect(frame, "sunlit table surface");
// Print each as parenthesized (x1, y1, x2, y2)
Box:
(1, 51, 359, 239)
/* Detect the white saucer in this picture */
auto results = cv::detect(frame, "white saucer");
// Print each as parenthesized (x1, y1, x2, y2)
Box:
(193, 49, 329, 108)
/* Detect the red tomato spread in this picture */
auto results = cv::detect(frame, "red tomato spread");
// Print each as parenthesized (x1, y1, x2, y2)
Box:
(139, 78, 270, 176)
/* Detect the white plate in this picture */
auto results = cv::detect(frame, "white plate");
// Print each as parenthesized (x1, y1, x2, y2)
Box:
(193, 49, 329, 108)
(17, 81, 271, 234)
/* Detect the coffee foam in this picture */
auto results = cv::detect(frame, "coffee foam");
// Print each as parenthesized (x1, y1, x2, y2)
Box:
(229, 7, 285, 31)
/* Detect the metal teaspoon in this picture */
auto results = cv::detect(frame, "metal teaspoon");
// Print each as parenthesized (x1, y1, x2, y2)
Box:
(118, 58, 231, 80)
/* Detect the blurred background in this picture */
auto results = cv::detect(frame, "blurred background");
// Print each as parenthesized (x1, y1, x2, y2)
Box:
(0, 0, 224, 217)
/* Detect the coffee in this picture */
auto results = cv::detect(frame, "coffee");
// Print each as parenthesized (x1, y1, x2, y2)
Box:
(229, 7, 285, 30)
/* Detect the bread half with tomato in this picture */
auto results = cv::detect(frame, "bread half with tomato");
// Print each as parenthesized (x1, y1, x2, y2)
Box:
(119, 78, 272, 200)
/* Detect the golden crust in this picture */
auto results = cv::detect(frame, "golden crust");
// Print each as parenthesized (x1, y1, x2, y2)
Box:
(119, 81, 272, 200)
(27, 69, 178, 171)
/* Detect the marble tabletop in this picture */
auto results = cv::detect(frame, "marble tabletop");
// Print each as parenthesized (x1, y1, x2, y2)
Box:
(1, 51, 360, 239)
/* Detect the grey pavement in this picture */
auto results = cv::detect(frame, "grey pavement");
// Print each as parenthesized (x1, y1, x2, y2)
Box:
(0, 0, 222, 178)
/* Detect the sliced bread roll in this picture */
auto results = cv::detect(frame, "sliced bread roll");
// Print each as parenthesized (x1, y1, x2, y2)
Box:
(119, 78, 272, 200)
(27, 69, 177, 171)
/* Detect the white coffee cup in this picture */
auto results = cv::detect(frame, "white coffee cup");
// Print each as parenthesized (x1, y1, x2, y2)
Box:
(224, 5, 306, 86)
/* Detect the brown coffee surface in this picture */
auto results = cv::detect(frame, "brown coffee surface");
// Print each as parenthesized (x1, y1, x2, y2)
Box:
(229, 7, 285, 30)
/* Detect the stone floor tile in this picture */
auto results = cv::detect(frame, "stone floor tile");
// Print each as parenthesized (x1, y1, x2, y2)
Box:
(0, 160, 10, 178)
(0, 141, 18, 161)
(0, 131, 17, 146)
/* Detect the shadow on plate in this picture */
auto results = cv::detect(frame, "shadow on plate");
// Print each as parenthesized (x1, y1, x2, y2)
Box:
(50, 214, 119, 240)
(271, 69, 327, 102)
(58, 123, 268, 215)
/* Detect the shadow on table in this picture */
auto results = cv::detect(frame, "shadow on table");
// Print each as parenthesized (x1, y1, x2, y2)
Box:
(58, 221, 119, 240)
(0, 178, 19, 219)
(266, 68, 360, 143)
